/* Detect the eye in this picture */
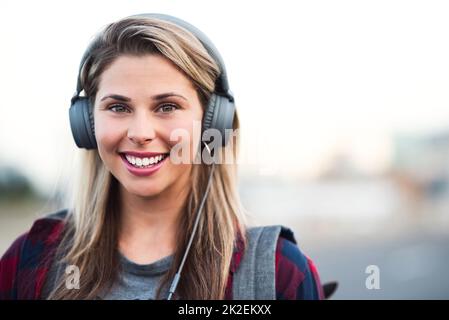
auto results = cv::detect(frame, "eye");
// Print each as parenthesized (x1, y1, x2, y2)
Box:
(108, 104, 130, 113)
(156, 103, 180, 114)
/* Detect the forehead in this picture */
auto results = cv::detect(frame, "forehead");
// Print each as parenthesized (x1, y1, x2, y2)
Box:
(97, 54, 195, 95)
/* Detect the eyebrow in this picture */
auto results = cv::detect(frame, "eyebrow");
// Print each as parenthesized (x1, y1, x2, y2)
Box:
(100, 92, 188, 102)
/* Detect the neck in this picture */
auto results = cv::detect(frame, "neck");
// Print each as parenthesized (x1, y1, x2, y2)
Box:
(118, 173, 190, 264)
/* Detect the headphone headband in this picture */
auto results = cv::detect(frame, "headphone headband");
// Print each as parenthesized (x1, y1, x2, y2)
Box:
(73, 13, 234, 103)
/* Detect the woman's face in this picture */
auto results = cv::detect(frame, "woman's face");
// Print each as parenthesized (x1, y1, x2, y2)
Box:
(94, 54, 203, 198)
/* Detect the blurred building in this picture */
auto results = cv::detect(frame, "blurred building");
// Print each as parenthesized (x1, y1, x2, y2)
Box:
(390, 129, 449, 218)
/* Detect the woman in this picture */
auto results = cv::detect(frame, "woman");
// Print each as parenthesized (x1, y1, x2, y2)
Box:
(0, 13, 324, 300)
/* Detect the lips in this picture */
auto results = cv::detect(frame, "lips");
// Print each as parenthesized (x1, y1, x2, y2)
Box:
(120, 151, 169, 158)
(120, 152, 169, 166)
(119, 152, 168, 177)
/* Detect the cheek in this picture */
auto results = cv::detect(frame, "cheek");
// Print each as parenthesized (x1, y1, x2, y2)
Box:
(163, 115, 203, 147)
(94, 116, 125, 152)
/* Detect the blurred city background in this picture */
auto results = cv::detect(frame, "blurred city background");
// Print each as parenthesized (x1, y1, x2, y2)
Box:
(1, 0, 449, 299)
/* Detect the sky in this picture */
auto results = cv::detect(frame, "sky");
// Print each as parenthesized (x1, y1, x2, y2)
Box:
(1, 0, 449, 195)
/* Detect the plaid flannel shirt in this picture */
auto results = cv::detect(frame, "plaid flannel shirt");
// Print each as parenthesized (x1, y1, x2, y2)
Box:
(0, 209, 323, 300)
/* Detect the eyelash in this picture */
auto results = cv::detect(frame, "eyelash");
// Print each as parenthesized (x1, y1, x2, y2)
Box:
(107, 103, 180, 114)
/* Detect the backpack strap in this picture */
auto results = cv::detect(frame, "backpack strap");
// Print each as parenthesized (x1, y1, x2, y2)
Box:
(232, 225, 282, 300)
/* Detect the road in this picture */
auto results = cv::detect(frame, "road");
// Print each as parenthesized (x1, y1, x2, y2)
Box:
(308, 227, 449, 299)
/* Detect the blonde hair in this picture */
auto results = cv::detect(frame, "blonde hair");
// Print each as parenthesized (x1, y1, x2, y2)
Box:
(49, 16, 248, 299)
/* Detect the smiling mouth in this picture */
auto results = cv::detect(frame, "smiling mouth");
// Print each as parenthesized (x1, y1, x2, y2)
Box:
(119, 153, 170, 169)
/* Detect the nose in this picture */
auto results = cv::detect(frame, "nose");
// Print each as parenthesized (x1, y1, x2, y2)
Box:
(127, 114, 157, 145)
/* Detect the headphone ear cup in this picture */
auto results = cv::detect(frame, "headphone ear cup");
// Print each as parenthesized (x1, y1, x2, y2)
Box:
(202, 94, 235, 148)
(69, 97, 97, 149)
(202, 93, 217, 133)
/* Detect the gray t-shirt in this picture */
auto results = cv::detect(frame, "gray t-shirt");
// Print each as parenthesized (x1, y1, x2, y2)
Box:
(102, 253, 174, 300)
(42, 252, 174, 300)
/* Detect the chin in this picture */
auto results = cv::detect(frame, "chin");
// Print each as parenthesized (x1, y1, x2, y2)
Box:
(123, 182, 165, 198)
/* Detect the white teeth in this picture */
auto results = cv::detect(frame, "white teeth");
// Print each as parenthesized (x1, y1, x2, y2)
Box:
(125, 154, 136, 165)
(124, 154, 166, 168)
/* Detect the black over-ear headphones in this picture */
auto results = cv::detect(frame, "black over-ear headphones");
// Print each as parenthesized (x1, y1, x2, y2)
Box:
(69, 13, 236, 150)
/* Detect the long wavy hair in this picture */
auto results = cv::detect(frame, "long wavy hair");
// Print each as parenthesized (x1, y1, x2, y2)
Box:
(48, 16, 248, 300)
